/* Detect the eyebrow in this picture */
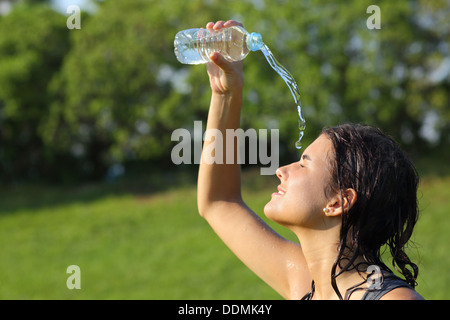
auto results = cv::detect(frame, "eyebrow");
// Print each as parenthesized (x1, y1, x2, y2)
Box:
(302, 154, 312, 161)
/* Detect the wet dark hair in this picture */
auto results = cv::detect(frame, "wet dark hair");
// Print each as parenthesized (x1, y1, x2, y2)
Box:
(322, 123, 419, 299)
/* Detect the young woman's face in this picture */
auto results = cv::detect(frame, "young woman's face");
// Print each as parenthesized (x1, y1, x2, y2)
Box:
(264, 134, 336, 230)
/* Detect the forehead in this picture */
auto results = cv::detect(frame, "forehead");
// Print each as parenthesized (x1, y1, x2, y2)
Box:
(304, 134, 333, 158)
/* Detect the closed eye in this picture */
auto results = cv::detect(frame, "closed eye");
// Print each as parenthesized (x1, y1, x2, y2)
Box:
(299, 153, 312, 168)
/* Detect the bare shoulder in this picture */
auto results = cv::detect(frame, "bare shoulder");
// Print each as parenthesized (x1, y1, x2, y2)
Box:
(380, 287, 425, 300)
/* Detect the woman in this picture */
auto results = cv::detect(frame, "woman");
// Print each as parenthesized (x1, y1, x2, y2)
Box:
(197, 20, 424, 300)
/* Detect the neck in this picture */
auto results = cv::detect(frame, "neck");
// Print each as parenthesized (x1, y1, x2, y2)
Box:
(293, 224, 366, 300)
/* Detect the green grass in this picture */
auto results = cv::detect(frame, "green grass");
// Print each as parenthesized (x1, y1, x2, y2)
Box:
(411, 175, 450, 299)
(0, 166, 448, 299)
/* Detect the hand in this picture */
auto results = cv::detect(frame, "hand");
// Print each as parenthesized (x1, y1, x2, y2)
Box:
(206, 20, 244, 95)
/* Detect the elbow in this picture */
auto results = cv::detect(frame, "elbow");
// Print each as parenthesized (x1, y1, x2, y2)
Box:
(197, 195, 213, 219)
(197, 201, 208, 219)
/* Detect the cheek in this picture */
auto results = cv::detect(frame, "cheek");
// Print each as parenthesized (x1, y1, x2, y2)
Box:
(264, 180, 328, 228)
(264, 192, 321, 228)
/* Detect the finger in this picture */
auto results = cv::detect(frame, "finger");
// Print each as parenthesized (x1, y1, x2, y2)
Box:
(213, 20, 225, 30)
(224, 20, 243, 28)
(210, 52, 232, 72)
(206, 22, 214, 29)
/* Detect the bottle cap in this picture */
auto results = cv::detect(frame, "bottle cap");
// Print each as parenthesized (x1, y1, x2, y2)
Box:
(247, 32, 263, 51)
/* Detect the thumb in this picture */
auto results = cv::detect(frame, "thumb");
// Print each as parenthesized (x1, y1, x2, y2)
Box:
(209, 52, 232, 72)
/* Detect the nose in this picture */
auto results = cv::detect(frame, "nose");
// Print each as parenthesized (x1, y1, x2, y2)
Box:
(276, 165, 288, 181)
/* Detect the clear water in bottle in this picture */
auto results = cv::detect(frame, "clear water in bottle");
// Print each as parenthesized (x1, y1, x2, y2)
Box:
(174, 26, 263, 65)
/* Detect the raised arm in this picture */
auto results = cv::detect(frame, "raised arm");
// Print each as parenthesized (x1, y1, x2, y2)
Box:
(197, 20, 311, 299)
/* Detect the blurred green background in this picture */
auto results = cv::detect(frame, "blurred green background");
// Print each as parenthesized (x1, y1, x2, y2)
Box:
(0, 0, 448, 299)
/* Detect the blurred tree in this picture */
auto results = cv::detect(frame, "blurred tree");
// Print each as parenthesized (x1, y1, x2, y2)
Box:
(46, 0, 232, 179)
(1, 0, 448, 183)
(0, 3, 70, 182)
(233, 0, 449, 158)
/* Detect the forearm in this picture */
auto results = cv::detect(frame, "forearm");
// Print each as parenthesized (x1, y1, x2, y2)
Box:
(197, 90, 243, 216)
(205, 91, 242, 137)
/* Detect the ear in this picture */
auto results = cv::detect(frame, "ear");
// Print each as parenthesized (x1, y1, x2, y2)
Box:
(324, 188, 357, 217)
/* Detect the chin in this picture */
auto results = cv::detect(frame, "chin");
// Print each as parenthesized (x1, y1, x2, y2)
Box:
(264, 201, 312, 230)
(263, 201, 286, 225)
(263, 202, 276, 221)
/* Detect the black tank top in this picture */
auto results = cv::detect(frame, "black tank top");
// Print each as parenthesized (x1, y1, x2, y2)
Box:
(302, 274, 413, 300)
(360, 275, 413, 300)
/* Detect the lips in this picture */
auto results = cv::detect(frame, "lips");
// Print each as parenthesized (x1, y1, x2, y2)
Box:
(277, 185, 286, 195)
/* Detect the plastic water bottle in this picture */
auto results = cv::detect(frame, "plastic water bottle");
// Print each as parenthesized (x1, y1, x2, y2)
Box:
(174, 26, 263, 65)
